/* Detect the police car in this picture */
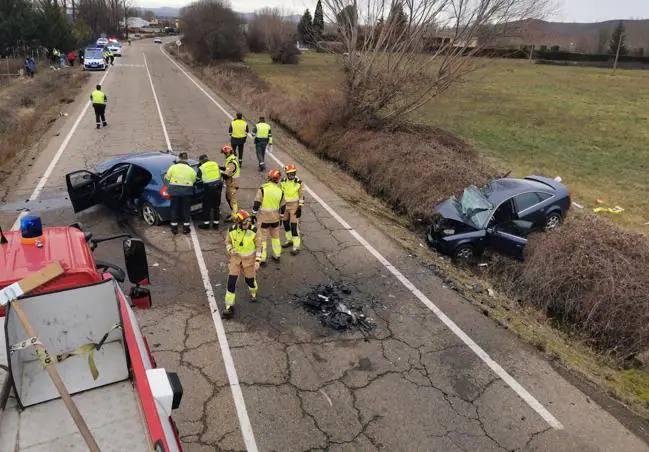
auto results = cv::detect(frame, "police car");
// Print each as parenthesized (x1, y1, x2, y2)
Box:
(83, 47, 106, 71)
(107, 41, 122, 56)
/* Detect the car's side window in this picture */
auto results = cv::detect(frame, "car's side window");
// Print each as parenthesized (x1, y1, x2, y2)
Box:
(491, 199, 516, 226)
(536, 192, 552, 201)
(514, 192, 542, 213)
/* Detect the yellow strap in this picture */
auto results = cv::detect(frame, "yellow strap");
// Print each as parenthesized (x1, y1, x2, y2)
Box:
(57, 343, 99, 380)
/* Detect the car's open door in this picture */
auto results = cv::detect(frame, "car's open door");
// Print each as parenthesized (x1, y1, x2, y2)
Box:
(486, 225, 528, 259)
(66, 170, 101, 213)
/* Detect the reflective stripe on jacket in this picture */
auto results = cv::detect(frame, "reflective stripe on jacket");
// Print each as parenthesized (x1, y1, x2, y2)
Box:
(280, 177, 302, 203)
(165, 162, 197, 186)
(91, 90, 106, 105)
(230, 119, 248, 139)
(259, 182, 284, 212)
(199, 160, 221, 184)
(225, 155, 240, 179)
(228, 227, 257, 257)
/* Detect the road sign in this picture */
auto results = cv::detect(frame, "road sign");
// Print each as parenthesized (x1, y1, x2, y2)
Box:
(176, 40, 182, 47)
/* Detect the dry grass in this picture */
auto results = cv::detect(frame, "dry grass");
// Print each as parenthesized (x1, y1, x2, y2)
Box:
(490, 213, 649, 359)
(0, 69, 87, 166)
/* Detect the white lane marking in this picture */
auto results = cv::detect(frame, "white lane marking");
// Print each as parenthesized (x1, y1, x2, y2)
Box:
(143, 54, 171, 150)
(143, 50, 260, 452)
(11, 68, 112, 230)
(161, 46, 564, 430)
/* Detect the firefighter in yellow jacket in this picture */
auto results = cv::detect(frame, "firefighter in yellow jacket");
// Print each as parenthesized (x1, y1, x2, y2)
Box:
(253, 169, 285, 264)
(220, 145, 240, 220)
(223, 210, 259, 318)
(280, 164, 304, 254)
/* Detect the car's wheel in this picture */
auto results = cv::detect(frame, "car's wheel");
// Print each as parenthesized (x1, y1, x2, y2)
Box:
(543, 212, 562, 231)
(453, 244, 475, 261)
(141, 202, 161, 226)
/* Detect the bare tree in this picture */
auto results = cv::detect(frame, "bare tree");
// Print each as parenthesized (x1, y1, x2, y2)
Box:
(321, 0, 553, 124)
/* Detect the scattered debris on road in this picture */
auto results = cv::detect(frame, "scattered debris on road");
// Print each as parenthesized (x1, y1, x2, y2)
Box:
(299, 283, 375, 333)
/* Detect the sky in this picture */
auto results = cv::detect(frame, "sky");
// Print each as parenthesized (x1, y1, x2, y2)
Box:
(140, 0, 649, 23)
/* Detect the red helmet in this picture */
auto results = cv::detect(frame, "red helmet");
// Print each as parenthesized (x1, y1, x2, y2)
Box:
(221, 145, 234, 155)
(268, 169, 281, 183)
(284, 164, 297, 174)
(234, 210, 252, 224)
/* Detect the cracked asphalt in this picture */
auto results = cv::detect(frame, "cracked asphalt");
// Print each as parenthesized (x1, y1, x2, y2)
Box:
(1, 40, 647, 451)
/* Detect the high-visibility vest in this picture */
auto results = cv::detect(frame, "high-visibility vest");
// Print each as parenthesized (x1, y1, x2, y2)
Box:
(226, 155, 240, 179)
(255, 122, 271, 138)
(231, 119, 248, 139)
(228, 227, 257, 257)
(91, 90, 106, 105)
(280, 177, 302, 203)
(165, 162, 196, 186)
(103, 49, 112, 57)
(199, 160, 221, 184)
(260, 182, 283, 212)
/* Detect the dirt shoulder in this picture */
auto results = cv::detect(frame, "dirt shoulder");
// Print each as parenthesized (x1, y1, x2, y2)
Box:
(166, 48, 649, 438)
(0, 69, 89, 193)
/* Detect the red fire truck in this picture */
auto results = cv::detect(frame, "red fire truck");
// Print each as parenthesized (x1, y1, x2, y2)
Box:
(0, 222, 183, 451)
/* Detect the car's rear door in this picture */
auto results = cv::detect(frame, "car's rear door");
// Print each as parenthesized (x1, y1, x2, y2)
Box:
(66, 170, 101, 212)
(486, 227, 528, 259)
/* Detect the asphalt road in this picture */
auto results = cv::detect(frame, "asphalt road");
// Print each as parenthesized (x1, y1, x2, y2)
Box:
(0, 40, 647, 452)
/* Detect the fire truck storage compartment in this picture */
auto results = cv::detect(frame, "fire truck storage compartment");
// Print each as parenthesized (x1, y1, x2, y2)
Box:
(5, 279, 128, 407)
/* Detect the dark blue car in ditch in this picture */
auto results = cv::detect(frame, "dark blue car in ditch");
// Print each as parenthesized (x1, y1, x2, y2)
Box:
(427, 175, 571, 260)
(66, 151, 204, 225)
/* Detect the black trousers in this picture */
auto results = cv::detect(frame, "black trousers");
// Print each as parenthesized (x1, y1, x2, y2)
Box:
(231, 137, 246, 162)
(255, 139, 268, 167)
(202, 183, 223, 223)
(170, 195, 192, 226)
(93, 104, 106, 126)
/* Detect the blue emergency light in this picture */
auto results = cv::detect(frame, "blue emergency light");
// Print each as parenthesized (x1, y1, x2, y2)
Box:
(20, 214, 43, 245)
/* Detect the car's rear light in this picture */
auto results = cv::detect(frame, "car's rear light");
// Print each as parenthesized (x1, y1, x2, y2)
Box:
(160, 185, 171, 200)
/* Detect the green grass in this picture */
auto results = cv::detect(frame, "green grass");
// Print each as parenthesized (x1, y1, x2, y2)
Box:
(245, 53, 649, 231)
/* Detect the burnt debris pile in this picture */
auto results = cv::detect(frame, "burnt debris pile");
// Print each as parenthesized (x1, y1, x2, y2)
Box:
(299, 283, 375, 332)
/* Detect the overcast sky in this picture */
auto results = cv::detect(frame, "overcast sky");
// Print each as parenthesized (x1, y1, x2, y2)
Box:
(142, 0, 649, 22)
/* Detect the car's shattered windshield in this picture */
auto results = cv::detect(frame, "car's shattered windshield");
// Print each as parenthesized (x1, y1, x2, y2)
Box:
(458, 186, 494, 228)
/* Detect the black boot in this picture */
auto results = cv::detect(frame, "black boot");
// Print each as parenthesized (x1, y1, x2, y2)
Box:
(183, 225, 191, 234)
(222, 306, 234, 318)
(198, 222, 210, 230)
(212, 221, 220, 230)
(171, 226, 178, 235)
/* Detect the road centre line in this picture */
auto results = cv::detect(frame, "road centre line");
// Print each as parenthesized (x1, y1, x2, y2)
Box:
(11, 68, 112, 230)
(143, 51, 259, 452)
(160, 45, 564, 430)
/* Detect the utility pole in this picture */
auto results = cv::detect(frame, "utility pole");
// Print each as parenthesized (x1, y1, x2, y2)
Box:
(613, 27, 623, 74)
(124, 0, 129, 39)
(528, 44, 534, 62)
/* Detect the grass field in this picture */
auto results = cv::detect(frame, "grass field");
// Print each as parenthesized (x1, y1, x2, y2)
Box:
(245, 52, 649, 231)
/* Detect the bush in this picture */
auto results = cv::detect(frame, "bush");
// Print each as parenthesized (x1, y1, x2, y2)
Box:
(489, 214, 649, 359)
(181, 0, 246, 62)
(270, 39, 300, 64)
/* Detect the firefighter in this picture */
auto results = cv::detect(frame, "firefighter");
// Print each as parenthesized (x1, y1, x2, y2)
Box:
(164, 152, 197, 235)
(197, 154, 223, 229)
(90, 84, 108, 129)
(223, 210, 259, 318)
(220, 145, 240, 220)
(280, 164, 304, 254)
(253, 169, 285, 264)
(229, 112, 248, 166)
(252, 116, 272, 172)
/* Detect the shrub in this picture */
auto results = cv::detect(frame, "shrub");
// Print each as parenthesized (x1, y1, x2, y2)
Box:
(270, 39, 300, 64)
(489, 214, 649, 359)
